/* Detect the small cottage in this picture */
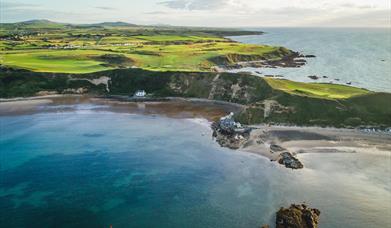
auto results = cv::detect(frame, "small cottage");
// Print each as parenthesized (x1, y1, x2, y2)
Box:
(134, 90, 146, 97)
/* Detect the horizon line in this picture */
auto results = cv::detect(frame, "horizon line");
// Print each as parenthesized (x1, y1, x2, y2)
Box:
(2, 19, 390, 29)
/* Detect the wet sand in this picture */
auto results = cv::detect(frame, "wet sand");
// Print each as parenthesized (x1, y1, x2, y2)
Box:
(240, 125, 391, 162)
(0, 95, 238, 121)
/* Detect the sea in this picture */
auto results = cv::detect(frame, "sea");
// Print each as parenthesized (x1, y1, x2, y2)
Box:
(229, 27, 391, 92)
(1, 104, 390, 228)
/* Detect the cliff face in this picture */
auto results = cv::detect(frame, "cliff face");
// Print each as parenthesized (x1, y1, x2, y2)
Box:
(1, 67, 390, 127)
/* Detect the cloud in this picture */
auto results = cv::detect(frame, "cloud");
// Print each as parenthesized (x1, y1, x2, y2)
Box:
(0, 1, 40, 9)
(95, 6, 117, 11)
(339, 3, 374, 9)
(320, 9, 390, 27)
(144, 11, 171, 15)
(159, 0, 228, 10)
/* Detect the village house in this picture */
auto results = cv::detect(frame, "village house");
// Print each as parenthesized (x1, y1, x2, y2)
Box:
(134, 90, 146, 97)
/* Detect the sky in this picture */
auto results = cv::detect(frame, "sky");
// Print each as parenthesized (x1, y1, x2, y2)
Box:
(1, 0, 390, 27)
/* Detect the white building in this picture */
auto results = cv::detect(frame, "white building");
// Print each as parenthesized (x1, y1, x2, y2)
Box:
(134, 90, 146, 97)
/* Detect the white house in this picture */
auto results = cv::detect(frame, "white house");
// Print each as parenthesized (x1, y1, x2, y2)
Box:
(134, 90, 146, 97)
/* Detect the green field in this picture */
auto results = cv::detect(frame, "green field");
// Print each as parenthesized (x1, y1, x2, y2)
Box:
(0, 21, 286, 73)
(0, 19, 382, 112)
(265, 78, 370, 99)
(0, 50, 115, 73)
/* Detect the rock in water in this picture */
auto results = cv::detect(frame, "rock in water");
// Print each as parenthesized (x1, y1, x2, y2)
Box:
(276, 204, 320, 228)
(308, 75, 320, 80)
(278, 152, 304, 169)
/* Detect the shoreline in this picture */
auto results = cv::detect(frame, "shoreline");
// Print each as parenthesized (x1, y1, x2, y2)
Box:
(1, 94, 390, 133)
(238, 124, 391, 162)
(0, 95, 240, 122)
(1, 94, 388, 131)
(1, 95, 390, 166)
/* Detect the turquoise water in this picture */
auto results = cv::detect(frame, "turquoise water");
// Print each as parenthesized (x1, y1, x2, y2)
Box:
(230, 28, 391, 92)
(1, 104, 391, 227)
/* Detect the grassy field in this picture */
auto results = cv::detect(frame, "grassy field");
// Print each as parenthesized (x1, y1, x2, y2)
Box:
(0, 20, 380, 107)
(0, 50, 114, 73)
(264, 78, 370, 99)
(0, 21, 285, 73)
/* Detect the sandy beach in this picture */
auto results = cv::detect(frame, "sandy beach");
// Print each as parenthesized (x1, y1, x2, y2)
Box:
(0, 95, 239, 121)
(239, 125, 391, 163)
(1, 95, 390, 166)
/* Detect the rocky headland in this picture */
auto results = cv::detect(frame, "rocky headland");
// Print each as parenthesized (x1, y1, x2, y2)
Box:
(212, 113, 304, 169)
(211, 112, 252, 149)
(212, 51, 312, 72)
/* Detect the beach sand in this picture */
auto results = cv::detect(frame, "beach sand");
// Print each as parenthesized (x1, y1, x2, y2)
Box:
(239, 125, 391, 162)
(1, 95, 390, 164)
(0, 95, 236, 121)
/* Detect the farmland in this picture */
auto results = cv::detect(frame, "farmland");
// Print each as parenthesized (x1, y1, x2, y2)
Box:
(0, 20, 287, 73)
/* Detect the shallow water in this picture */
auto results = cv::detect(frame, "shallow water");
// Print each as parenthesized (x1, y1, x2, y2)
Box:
(0, 104, 390, 227)
(229, 28, 391, 92)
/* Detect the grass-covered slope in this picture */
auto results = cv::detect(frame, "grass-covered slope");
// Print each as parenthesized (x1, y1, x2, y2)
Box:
(264, 78, 370, 99)
(0, 20, 287, 73)
(1, 67, 390, 128)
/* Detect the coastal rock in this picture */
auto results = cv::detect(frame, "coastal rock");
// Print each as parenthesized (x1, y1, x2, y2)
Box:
(263, 52, 307, 68)
(212, 113, 251, 150)
(299, 54, 316, 58)
(35, 90, 58, 96)
(278, 152, 303, 169)
(308, 75, 320, 80)
(62, 87, 88, 94)
(276, 204, 320, 228)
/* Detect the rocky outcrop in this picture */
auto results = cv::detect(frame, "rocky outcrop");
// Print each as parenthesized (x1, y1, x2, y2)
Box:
(62, 87, 88, 94)
(303, 54, 316, 58)
(276, 204, 320, 228)
(69, 76, 111, 92)
(212, 113, 251, 149)
(35, 90, 59, 96)
(308, 75, 319, 80)
(278, 152, 304, 169)
(209, 49, 309, 70)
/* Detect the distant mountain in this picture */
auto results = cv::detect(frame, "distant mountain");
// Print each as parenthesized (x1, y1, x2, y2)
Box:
(91, 22, 138, 27)
(0, 19, 69, 29)
(0, 20, 138, 29)
(18, 19, 60, 25)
